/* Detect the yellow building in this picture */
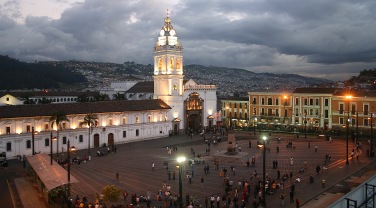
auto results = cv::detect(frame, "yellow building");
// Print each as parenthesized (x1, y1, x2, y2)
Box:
(221, 97, 249, 128)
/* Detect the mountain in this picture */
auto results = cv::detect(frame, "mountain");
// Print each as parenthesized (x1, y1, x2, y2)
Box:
(0, 55, 333, 95)
(0, 55, 87, 90)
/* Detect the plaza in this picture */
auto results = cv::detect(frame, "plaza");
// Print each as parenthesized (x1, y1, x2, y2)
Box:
(60, 131, 374, 207)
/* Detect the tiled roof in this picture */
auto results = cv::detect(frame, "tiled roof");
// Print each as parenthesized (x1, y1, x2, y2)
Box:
(293, 88, 338, 94)
(219, 97, 249, 101)
(0, 99, 170, 118)
(333, 90, 376, 97)
(126, 81, 154, 93)
(0, 91, 100, 98)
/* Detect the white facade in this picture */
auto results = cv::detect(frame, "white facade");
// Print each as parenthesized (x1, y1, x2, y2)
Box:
(0, 100, 170, 158)
(0, 94, 23, 106)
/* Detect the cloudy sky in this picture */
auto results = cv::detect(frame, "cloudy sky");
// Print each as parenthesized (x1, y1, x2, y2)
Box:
(1, 0, 375, 81)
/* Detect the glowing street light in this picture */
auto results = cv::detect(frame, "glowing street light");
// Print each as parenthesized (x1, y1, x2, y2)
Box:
(345, 95, 352, 165)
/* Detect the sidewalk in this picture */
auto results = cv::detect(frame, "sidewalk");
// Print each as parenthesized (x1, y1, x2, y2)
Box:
(14, 177, 48, 208)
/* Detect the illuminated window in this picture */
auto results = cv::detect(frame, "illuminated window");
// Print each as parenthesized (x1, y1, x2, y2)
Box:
(123, 117, 127, 125)
(158, 58, 162, 69)
(26, 125, 31, 133)
(6, 127, 10, 134)
(109, 119, 113, 126)
(339, 117, 344, 124)
(173, 85, 177, 90)
(136, 116, 140, 124)
(62, 123, 66, 129)
(45, 124, 49, 131)
(148, 115, 152, 122)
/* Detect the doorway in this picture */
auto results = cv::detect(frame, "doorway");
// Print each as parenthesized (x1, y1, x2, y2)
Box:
(108, 133, 114, 146)
(94, 134, 100, 148)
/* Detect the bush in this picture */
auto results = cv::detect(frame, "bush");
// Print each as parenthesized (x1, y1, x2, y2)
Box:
(102, 184, 123, 203)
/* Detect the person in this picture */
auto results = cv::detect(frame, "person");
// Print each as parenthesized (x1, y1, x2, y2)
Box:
(289, 190, 294, 204)
(280, 192, 285, 207)
(321, 178, 326, 188)
(172, 170, 176, 180)
(152, 162, 155, 171)
(316, 165, 321, 175)
(201, 176, 204, 189)
(123, 190, 128, 201)
(295, 177, 301, 183)
(315, 145, 318, 152)
(116, 172, 119, 181)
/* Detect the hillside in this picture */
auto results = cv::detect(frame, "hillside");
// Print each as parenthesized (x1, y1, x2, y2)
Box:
(0, 55, 87, 90)
(0, 55, 333, 95)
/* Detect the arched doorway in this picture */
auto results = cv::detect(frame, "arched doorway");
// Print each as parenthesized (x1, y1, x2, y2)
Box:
(185, 92, 203, 133)
(94, 134, 100, 148)
(108, 133, 114, 147)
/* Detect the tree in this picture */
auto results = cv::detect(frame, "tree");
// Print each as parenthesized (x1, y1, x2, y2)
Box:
(49, 111, 69, 159)
(77, 94, 90, 102)
(113, 92, 126, 100)
(102, 185, 123, 203)
(94, 93, 110, 101)
(80, 113, 98, 156)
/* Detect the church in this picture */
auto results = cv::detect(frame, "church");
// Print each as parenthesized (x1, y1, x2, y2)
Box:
(0, 12, 217, 158)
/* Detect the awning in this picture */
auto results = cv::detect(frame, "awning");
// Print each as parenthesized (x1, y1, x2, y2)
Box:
(27, 154, 79, 191)
(207, 115, 214, 119)
(172, 118, 181, 122)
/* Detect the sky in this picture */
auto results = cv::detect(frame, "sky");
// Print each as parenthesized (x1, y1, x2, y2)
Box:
(0, 0, 376, 81)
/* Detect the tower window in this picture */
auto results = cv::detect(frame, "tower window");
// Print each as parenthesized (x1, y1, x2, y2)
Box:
(173, 85, 177, 90)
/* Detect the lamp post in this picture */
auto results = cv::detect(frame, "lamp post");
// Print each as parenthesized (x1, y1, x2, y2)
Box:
(345, 95, 352, 165)
(371, 113, 374, 157)
(262, 136, 267, 208)
(67, 140, 76, 197)
(283, 96, 287, 124)
(177, 156, 186, 208)
(356, 112, 359, 143)
(254, 117, 257, 136)
(32, 127, 35, 155)
(50, 132, 53, 165)
(304, 113, 307, 139)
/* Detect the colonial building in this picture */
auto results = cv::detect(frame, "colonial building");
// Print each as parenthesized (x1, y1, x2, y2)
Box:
(0, 100, 171, 158)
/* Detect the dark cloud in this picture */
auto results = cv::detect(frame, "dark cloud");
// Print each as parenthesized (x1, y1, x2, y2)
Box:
(0, 0, 375, 81)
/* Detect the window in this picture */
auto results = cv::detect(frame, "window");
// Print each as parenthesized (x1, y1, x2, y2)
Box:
(234, 112, 237, 118)
(62, 122, 66, 129)
(324, 110, 329, 118)
(173, 85, 177, 90)
(240, 103, 242, 108)
(26, 140, 31, 149)
(351, 104, 356, 114)
(245, 113, 248, 119)
(276, 98, 279, 106)
(148, 115, 152, 122)
(45, 138, 49, 147)
(136, 129, 139, 136)
(310, 109, 313, 115)
(309, 98, 313, 105)
(62, 137, 67, 145)
(109, 119, 113, 126)
(261, 108, 265, 115)
(276, 109, 279, 117)
(315, 98, 319, 106)
(136, 116, 140, 124)
(364, 104, 369, 115)
(253, 108, 256, 115)
(159, 114, 163, 121)
(79, 135, 83, 143)
(234, 103, 237, 108)
(223, 111, 226, 117)
(252, 98, 256, 104)
(261, 98, 265, 105)
(339, 103, 344, 114)
(239, 112, 242, 118)
(27, 125, 31, 133)
(95, 120, 99, 127)
(6, 127, 10, 134)
(364, 119, 369, 126)
(304, 98, 308, 105)
(45, 123, 49, 131)
(351, 118, 356, 126)
(123, 131, 127, 138)
(295, 109, 299, 116)
(324, 99, 329, 106)
(315, 109, 319, 116)
(6, 142, 11, 151)
(267, 98, 272, 105)
(339, 117, 344, 125)
(6, 97, 9, 101)
(295, 97, 299, 105)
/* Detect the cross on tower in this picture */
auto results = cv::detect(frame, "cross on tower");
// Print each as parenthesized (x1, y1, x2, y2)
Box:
(166, 9, 170, 17)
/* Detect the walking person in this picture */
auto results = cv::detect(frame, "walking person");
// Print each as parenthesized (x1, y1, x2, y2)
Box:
(280, 192, 285, 207)
(289, 190, 294, 204)
(201, 176, 204, 189)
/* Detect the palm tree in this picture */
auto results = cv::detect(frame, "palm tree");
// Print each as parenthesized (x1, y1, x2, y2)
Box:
(49, 111, 69, 160)
(113, 92, 126, 100)
(80, 113, 98, 157)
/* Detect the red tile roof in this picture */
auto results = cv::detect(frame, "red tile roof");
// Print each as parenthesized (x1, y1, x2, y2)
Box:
(0, 99, 170, 118)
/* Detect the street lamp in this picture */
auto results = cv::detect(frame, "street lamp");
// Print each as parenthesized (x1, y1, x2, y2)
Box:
(304, 113, 307, 139)
(50, 132, 57, 165)
(262, 136, 267, 208)
(371, 113, 374, 157)
(177, 156, 186, 208)
(67, 140, 76, 197)
(254, 117, 257, 136)
(32, 127, 35, 155)
(345, 95, 352, 165)
(283, 95, 287, 124)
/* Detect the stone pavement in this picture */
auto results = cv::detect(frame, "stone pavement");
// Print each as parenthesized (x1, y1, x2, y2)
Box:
(7, 131, 376, 208)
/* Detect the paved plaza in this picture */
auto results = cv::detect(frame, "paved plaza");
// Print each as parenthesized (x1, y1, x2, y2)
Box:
(64, 131, 375, 208)
(3, 132, 376, 208)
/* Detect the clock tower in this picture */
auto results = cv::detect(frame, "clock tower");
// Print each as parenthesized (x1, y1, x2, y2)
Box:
(153, 11, 185, 132)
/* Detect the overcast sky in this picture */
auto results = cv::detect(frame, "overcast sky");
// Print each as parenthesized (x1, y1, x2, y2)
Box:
(1, 0, 375, 81)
